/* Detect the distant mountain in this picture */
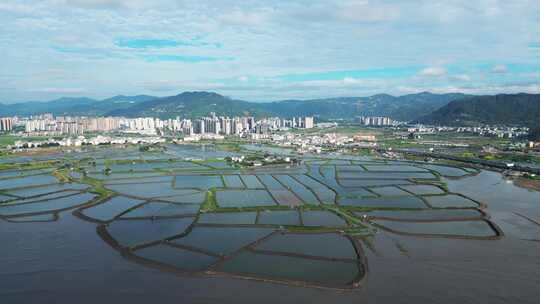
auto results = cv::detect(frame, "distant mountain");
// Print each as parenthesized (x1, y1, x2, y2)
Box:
(0, 97, 97, 116)
(101, 95, 156, 104)
(258, 97, 360, 119)
(107, 91, 271, 118)
(354, 92, 469, 121)
(0, 95, 156, 117)
(107, 91, 467, 120)
(253, 92, 468, 121)
(1, 91, 468, 121)
(417, 93, 540, 127)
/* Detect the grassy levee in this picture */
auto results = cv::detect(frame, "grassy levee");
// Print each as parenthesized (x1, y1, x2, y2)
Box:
(0, 160, 58, 171)
(200, 189, 218, 212)
(52, 169, 71, 183)
(80, 176, 114, 197)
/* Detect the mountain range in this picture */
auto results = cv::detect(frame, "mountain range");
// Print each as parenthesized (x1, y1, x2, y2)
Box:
(2, 92, 540, 139)
(0, 95, 156, 117)
(417, 93, 540, 140)
(417, 93, 540, 126)
(0, 91, 470, 121)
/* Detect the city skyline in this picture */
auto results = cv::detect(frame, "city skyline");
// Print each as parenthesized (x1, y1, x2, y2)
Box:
(2, 0, 540, 103)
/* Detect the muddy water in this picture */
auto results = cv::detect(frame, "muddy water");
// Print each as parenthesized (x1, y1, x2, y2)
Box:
(1, 170, 540, 303)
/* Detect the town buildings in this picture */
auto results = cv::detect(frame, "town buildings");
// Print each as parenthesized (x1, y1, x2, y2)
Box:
(19, 113, 315, 136)
(0, 117, 13, 131)
(357, 116, 394, 126)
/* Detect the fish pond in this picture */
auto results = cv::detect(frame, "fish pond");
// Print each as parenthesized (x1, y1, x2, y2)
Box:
(1, 144, 539, 303)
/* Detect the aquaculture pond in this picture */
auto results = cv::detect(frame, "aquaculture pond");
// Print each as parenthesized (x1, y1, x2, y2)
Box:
(1, 144, 539, 304)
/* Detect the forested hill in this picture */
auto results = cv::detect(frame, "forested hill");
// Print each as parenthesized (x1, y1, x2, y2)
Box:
(1, 91, 468, 121)
(417, 93, 540, 126)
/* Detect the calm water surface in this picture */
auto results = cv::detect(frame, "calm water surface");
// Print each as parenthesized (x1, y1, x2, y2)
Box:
(1, 169, 540, 303)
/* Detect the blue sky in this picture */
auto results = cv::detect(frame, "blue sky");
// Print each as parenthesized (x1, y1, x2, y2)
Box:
(1, 0, 540, 103)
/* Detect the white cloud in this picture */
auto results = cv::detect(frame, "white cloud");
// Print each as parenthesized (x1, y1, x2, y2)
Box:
(2, 0, 540, 101)
(56, 0, 149, 10)
(336, 1, 400, 23)
(0, 3, 37, 14)
(452, 74, 471, 81)
(343, 77, 361, 84)
(419, 67, 447, 77)
(492, 64, 508, 74)
(218, 9, 270, 27)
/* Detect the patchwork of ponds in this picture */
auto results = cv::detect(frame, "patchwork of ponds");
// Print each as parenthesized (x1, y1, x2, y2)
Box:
(420, 164, 473, 177)
(362, 209, 485, 221)
(198, 212, 258, 225)
(257, 210, 301, 225)
(174, 175, 224, 189)
(80, 196, 146, 222)
(0, 146, 507, 290)
(119, 202, 200, 219)
(217, 190, 276, 207)
(223, 175, 245, 188)
(374, 219, 499, 238)
(400, 184, 445, 195)
(216, 251, 363, 288)
(106, 182, 195, 198)
(424, 194, 480, 208)
(0, 174, 58, 190)
(5, 183, 88, 198)
(103, 217, 195, 248)
(0, 192, 96, 217)
(171, 226, 274, 256)
(269, 189, 303, 206)
(339, 196, 428, 208)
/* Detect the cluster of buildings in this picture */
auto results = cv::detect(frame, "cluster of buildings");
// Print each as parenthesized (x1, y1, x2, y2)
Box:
(357, 116, 394, 126)
(188, 114, 313, 136)
(11, 135, 165, 149)
(17, 113, 315, 137)
(261, 131, 364, 154)
(407, 125, 529, 139)
(0, 117, 13, 132)
(455, 126, 529, 139)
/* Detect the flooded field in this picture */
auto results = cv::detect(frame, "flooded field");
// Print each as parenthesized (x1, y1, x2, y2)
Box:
(1, 144, 539, 303)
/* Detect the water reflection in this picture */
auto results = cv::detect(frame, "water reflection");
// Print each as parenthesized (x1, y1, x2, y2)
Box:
(0, 153, 511, 291)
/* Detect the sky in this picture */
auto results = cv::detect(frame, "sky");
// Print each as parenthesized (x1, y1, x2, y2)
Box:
(1, 0, 540, 103)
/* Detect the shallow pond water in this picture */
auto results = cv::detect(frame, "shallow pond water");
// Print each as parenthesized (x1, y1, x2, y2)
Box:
(2, 149, 540, 304)
(301, 211, 347, 227)
(132, 243, 219, 271)
(425, 194, 480, 208)
(257, 210, 301, 226)
(217, 251, 363, 287)
(217, 190, 276, 207)
(0, 192, 96, 217)
(339, 196, 427, 208)
(239, 175, 264, 188)
(256, 233, 359, 260)
(174, 175, 223, 189)
(105, 217, 195, 248)
(197, 212, 257, 225)
(375, 219, 498, 238)
(81, 196, 146, 222)
(171, 226, 274, 255)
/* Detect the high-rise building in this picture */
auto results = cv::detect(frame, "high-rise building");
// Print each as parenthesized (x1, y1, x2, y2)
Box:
(0, 117, 13, 131)
(357, 116, 393, 126)
(303, 117, 314, 129)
